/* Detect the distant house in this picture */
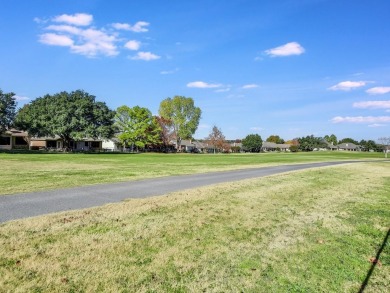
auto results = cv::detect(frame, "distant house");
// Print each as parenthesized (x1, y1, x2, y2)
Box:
(1, 129, 103, 151)
(337, 143, 360, 151)
(261, 142, 291, 152)
(102, 138, 122, 152)
(0, 129, 29, 150)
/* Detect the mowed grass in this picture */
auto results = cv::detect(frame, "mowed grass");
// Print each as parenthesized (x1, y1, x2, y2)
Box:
(0, 151, 383, 195)
(0, 162, 389, 292)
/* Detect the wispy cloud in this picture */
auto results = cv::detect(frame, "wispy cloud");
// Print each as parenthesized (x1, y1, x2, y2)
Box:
(53, 13, 93, 26)
(242, 84, 259, 89)
(250, 126, 264, 131)
(366, 87, 390, 95)
(215, 88, 231, 93)
(112, 21, 149, 32)
(264, 42, 305, 57)
(12, 95, 29, 101)
(328, 81, 367, 91)
(187, 81, 222, 88)
(130, 51, 160, 61)
(160, 68, 179, 75)
(331, 116, 390, 123)
(368, 123, 386, 127)
(353, 100, 390, 109)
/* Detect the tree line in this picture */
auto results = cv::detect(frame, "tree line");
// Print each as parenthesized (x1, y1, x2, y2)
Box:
(1, 88, 389, 153)
(0, 88, 202, 151)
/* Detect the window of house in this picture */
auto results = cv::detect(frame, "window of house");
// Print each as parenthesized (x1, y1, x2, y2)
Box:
(47, 140, 56, 148)
(0, 136, 11, 145)
(15, 137, 28, 145)
(91, 141, 100, 148)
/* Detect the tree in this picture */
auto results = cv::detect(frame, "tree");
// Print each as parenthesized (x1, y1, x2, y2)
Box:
(359, 139, 378, 152)
(155, 116, 175, 150)
(0, 89, 16, 134)
(115, 105, 161, 151)
(158, 96, 201, 151)
(242, 134, 262, 152)
(298, 135, 327, 151)
(324, 134, 337, 146)
(15, 90, 115, 148)
(206, 125, 226, 153)
(266, 135, 284, 144)
(378, 137, 390, 158)
(338, 137, 358, 145)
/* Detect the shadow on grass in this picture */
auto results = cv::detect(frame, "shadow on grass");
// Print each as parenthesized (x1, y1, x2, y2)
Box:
(358, 228, 389, 292)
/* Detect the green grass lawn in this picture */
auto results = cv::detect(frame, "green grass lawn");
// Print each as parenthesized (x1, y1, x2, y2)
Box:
(0, 151, 384, 195)
(0, 162, 389, 292)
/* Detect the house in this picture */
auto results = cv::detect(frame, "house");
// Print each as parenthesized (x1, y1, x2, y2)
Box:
(261, 142, 291, 152)
(0, 129, 29, 150)
(1, 129, 103, 151)
(102, 138, 122, 152)
(337, 143, 360, 151)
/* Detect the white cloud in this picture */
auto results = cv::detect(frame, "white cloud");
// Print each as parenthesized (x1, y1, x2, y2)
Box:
(112, 21, 149, 32)
(130, 51, 160, 61)
(187, 81, 222, 88)
(124, 40, 141, 50)
(215, 88, 231, 93)
(368, 123, 386, 127)
(331, 116, 390, 123)
(250, 127, 264, 131)
(328, 81, 367, 91)
(160, 68, 179, 75)
(353, 100, 390, 109)
(39, 33, 74, 46)
(264, 42, 305, 57)
(37, 14, 154, 58)
(12, 95, 29, 101)
(242, 84, 259, 89)
(366, 87, 390, 95)
(45, 24, 81, 34)
(53, 13, 93, 26)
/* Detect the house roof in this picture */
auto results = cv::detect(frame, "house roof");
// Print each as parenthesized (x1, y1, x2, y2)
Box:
(3, 129, 28, 137)
(337, 143, 358, 149)
(262, 142, 291, 149)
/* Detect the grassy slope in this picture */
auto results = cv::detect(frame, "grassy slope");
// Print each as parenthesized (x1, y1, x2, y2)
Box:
(0, 162, 389, 292)
(0, 151, 384, 195)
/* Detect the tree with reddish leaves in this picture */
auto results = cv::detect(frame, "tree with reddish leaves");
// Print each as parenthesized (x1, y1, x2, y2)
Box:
(155, 116, 175, 150)
(206, 125, 227, 153)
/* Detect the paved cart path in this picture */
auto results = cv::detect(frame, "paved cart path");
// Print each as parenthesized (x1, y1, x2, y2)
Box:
(0, 161, 366, 223)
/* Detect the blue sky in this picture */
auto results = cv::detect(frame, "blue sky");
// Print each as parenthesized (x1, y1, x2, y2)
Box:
(1, 0, 390, 141)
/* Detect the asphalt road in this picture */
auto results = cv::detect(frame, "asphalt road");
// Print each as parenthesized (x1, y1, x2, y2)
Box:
(0, 161, 363, 223)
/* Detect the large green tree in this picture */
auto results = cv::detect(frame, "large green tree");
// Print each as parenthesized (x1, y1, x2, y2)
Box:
(338, 137, 358, 145)
(324, 134, 338, 146)
(0, 89, 17, 134)
(298, 135, 328, 151)
(266, 135, 285, 144)
(158, 96, 201, 150)
(242, 134, 263, 152)
(15, 90, 115, 148)
(115, 105, 161, 151)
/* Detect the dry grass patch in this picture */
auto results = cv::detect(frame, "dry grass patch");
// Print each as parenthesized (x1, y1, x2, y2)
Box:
(0, 162, 389, 292)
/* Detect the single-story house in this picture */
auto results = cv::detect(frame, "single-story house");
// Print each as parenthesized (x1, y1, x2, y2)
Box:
(0, 129, 29, 150)
(1, 129, 103, 151)
(337, 143, 360, 151)
(261, 142, 291, 152)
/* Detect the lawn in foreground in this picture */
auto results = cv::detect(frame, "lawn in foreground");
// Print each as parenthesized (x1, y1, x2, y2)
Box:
(0, 151, 383, 195)
(0, 162, 389, 292)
